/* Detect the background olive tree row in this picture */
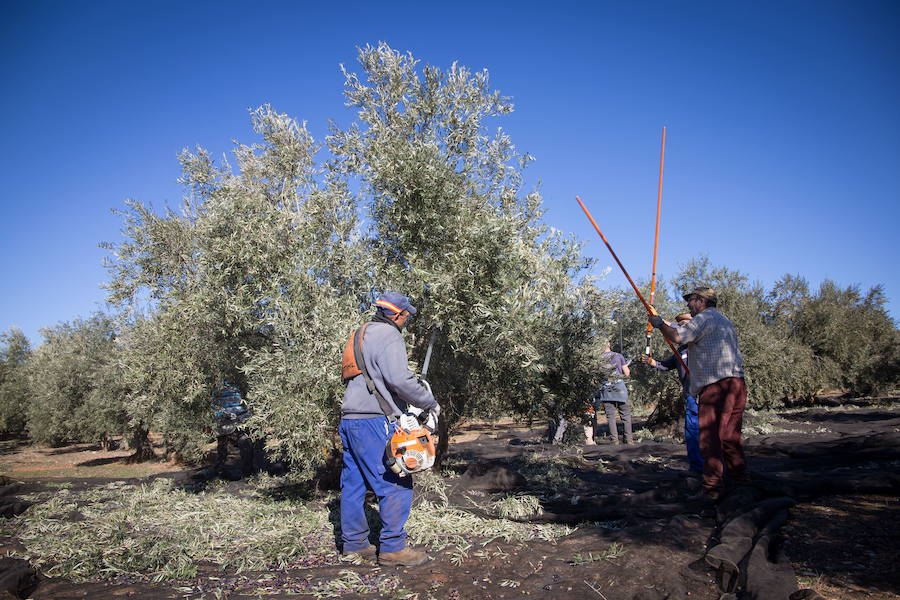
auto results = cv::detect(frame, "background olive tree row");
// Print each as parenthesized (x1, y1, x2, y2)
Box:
(618, 257, 900, 429)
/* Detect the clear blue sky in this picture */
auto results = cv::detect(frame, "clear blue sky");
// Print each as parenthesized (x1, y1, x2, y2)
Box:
(2, 0, 898, 345)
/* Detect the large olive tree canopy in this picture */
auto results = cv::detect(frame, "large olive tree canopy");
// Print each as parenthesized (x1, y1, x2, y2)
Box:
(100, 44, 610, 474)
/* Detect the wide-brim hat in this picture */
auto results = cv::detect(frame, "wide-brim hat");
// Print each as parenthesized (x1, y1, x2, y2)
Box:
(375, 292, 417, 315)
(682, 287, 717, 304)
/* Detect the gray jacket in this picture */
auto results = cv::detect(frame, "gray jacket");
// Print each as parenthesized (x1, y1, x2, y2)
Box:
(341, 321, 437, 419)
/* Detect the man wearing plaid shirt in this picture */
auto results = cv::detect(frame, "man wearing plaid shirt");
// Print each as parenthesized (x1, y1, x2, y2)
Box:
(649, 287, 747, 499)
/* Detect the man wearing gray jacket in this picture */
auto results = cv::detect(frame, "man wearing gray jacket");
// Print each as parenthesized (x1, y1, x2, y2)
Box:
(340, 292, 439, 567)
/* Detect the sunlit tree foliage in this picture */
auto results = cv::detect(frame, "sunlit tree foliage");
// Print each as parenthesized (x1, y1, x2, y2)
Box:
(100, 44, 614, 473)
(329, 44, 613, 439)
(25, 314, 134, 447)
(791, 280, 900, 395)
(0, 328, 31, 437)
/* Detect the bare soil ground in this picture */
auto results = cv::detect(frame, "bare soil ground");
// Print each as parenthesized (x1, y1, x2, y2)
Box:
(0, 436, 182, 481)
(1, 398, 899, 600)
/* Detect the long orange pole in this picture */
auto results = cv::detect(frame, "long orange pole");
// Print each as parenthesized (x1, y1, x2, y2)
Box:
(576, 196, 689, 375)
(645, 127, 666, 356)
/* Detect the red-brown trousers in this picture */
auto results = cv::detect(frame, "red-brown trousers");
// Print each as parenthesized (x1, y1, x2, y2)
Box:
(698, 377, 748, 493)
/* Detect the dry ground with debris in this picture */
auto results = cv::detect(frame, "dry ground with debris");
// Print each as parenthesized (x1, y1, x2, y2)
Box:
(0, 435, 182, 481)
(1, 398, 898, 600)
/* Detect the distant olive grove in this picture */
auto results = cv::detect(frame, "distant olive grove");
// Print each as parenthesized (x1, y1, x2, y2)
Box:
(2, 44, 898, 474)
(618, 261, 900, 427)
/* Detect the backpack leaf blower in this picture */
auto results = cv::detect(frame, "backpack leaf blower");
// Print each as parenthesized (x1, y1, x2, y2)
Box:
(385, 400, 437, 477)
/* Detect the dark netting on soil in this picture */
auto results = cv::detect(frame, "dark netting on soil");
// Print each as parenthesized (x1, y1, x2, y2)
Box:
(0, 556, 39, 599)
(0, 482, 39, 600)
(0, 483, 31, 519)
(744, 432, 900, 499)
(438, 406, 900, 599)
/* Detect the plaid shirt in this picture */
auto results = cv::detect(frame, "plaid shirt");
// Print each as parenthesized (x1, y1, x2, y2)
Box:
(676, 308, 744, 397)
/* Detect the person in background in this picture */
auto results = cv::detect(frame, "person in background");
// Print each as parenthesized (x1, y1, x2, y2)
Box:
(642, 313, 703, 473)
(212, 384, 259, 479)
(586, 342, 633, 445)
(650, 287, 748, 499)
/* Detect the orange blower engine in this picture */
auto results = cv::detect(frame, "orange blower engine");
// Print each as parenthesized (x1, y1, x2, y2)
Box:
(386, 406, 437, 477)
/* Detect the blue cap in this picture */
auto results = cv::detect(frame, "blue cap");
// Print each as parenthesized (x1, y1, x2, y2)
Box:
(375, 292, 417, 315)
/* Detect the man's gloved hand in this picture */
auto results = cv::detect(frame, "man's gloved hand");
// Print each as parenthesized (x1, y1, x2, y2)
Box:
(640, 355, 656, 367)
(399, 412, 420, 432)
(649, 315, 665, 329)
(424, 403, 441, 432)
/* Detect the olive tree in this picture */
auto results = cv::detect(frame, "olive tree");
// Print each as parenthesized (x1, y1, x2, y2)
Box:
(328, 44, 610, 448)
(25, 314, 134, 446)
(104, 46, 609, 475)
(0, 328, 31, 437)
(793, 280, 900, 396)
(105, 106, 372, 472)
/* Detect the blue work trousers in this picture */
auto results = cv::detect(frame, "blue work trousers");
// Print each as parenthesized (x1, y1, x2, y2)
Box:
(339, 417, 413, 554)
(684, 395, 704, 473)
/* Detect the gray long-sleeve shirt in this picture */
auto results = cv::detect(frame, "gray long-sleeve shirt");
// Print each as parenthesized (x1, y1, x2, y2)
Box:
(675, 308, 744, 397)
(341, 321, 437, 419)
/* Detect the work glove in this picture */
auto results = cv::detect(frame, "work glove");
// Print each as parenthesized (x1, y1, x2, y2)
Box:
(398, 412, 420, 432)
(640, 355, 656, 367)
(649, 315, 665, 329)
(424, 403, 441, 433)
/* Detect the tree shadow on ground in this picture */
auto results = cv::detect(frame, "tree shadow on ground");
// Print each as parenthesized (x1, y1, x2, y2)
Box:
(785, 494, 900, 597)
(75, 456, 127, 467)
(0, 439, 29, 457)
(49, 444, 101, 455)
(779, 409, 900, 424)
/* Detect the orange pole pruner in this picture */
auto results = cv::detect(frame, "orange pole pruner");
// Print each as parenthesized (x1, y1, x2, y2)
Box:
(645, 126, 666, 357)
(576, 195, 689, 375)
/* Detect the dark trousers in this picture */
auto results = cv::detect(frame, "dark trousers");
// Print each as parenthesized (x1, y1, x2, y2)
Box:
(602, 400, 633, 444)
(216, 431, 260, 477)
(698, 377, 747, 492)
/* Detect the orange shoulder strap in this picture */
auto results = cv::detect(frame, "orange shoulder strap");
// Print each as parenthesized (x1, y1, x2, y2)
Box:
(341, 324, 366, 382)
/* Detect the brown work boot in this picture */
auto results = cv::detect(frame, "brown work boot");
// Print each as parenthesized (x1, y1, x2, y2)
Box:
(378, 546, 429, 567)
(341, 544, 377, 560)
